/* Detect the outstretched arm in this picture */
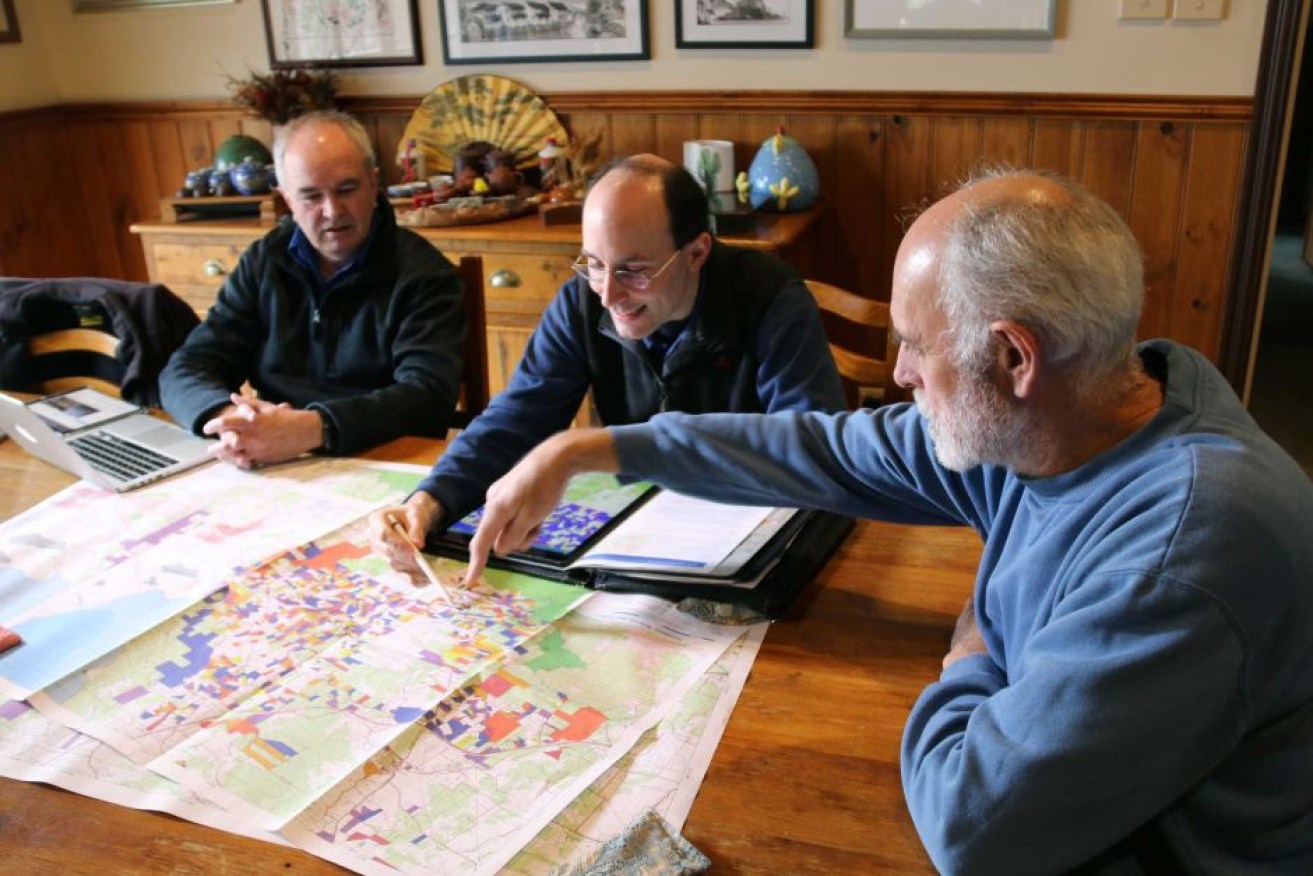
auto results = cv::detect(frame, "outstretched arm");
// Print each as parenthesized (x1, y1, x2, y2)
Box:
(465, 428, 618, 584)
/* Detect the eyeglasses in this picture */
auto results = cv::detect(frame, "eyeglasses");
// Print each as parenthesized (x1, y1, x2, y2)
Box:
(571, 248, 682, 292)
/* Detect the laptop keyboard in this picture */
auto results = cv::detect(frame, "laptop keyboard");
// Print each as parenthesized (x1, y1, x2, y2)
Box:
(68, 431, 177, 482)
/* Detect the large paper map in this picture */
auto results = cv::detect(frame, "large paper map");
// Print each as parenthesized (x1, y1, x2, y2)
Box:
(0, 458, 421, 698)
(1, 458, 768, 873)
(0, 627, 763, 872)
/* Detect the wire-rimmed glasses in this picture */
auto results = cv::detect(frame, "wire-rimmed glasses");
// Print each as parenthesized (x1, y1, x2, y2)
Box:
(570, 248, 682, 292)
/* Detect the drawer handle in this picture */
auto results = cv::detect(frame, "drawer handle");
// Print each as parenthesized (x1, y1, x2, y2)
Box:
(489, 269, 521, 288)
(203, 259, 228, 278)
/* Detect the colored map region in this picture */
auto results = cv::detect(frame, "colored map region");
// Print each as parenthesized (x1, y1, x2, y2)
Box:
(506, 625, 766, 873)
(0, 620, 763, 875)
(0, 697, 282, 845)
(36, 516, 587, 828)
(2, 460, 768, 875)
(281, 592, 742, 876)
(448, 472, 653, 557)
(0, 457, 422, 699)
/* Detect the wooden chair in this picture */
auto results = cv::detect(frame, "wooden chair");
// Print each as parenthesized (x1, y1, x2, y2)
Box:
(26, 327, 124, 398)
(804, 279, 898, 409)
(452, 255, 490, 429)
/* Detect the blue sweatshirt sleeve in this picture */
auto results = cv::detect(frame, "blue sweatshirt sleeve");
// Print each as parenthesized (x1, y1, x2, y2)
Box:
(902, 569, 1248, 875)
(610, 407, 994, 527)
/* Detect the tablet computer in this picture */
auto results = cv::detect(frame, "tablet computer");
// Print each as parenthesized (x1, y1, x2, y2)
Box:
(433, 472, 657, 568)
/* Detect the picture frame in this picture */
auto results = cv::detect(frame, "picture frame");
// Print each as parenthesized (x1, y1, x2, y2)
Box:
(439, 0, 649, 65)
(845, 0, 1056, 40)
(72, 0, 236, 10)
(0, 0, 19, 44)
(262, 0, 423, 68)
(676, 0, 812, 50)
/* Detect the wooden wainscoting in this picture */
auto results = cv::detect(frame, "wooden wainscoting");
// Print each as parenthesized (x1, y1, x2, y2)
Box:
(0, 91, 1249, 362)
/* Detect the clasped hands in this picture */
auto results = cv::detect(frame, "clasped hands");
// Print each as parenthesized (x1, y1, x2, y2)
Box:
(202, 393, 326, 469)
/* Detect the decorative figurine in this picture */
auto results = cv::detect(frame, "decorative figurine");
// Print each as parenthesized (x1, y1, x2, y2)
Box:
(746, 127, 819, 213)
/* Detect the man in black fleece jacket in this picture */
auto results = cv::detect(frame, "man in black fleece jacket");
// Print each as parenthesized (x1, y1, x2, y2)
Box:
(160, 111, 465, 467)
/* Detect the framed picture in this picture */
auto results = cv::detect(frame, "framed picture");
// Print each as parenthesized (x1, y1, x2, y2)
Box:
(0, 0, 19, 44)
(262, 0, 423, 68)
(439, 0, 649, 65)
(676, 0, 812, 49)
(72, 0, 236, 10)
(845, 0, 1056, 39)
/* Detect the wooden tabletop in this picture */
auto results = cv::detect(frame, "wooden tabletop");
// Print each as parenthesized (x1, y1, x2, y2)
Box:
(0, 433, 981, 874)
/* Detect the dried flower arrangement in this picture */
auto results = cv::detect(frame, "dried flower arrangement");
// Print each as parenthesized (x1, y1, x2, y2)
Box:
(227, 67, 341, 125)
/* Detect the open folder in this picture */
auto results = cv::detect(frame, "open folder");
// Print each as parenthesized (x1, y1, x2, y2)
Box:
(430, 473, 854, 617)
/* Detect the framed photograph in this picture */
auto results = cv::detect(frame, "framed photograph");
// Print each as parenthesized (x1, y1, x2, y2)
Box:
(262, 0, 423, 68)
(0, 0, 19, 44)
(439, 0, 649, 65)
(845, 0, 1056, 39)
(676, 0, 812, 49)
(72, 0, 236, 10)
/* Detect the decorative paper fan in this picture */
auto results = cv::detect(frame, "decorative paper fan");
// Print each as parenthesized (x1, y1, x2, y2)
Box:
(401, 74, 569, 174)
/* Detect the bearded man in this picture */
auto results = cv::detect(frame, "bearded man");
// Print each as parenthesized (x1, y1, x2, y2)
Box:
(461, 169, 1313, 875)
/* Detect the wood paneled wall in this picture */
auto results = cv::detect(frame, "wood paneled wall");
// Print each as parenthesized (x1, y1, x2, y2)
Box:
(0, 91, 1250, 361)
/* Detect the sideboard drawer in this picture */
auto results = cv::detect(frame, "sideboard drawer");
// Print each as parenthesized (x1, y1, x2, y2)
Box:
(153, 242, 247, 288)
(462, 252, 576, 320)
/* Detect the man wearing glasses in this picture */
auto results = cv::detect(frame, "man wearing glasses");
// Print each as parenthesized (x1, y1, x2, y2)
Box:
(372, 154, 843, 572)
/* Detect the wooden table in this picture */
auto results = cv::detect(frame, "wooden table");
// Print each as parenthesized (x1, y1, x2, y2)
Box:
(0, 434, 981, 874)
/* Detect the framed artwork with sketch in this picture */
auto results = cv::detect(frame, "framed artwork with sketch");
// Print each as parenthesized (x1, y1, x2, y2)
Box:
(675, 0, 813, 49)
(438, 0, 649, 64)
(261, 0, 422, 68)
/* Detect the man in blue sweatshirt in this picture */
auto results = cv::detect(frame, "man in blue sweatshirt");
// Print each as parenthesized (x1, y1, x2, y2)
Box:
(463, 169, 1313, 874)
(371, 154, 844, 573)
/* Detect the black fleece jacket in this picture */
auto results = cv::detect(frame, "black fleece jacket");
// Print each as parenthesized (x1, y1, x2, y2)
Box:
(159, 195, 465, 454)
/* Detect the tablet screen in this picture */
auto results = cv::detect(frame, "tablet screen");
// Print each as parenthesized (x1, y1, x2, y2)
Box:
(443, 473, 655, 563)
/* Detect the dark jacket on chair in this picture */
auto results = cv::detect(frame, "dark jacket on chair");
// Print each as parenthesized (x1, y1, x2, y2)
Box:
(0, 277, 200, 407)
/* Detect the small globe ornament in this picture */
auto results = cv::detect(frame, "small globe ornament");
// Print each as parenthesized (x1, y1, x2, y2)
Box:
(747, 128, 819, 213)
(214, 134, 273, 172)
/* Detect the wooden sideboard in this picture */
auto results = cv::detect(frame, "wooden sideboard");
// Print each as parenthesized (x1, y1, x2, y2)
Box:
(132, 209, 820, 402)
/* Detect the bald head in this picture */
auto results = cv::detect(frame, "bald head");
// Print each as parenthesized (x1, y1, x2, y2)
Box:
(896, 168, 1145, 394)
(586, 154, 711, 248)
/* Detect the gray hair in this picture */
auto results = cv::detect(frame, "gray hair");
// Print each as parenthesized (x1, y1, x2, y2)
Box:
(272, 110, 376, 183)
(937, 168, 1145, 399)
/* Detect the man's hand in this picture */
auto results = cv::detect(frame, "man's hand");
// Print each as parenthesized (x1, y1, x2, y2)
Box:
(943, 597, 988, 670)
(202, 393, 325, 468)
(465, 428, 619, 585)
(368, 492, 442, 587)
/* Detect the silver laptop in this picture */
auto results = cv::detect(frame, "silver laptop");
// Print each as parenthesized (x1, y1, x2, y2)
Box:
(0, 391, 214, 492)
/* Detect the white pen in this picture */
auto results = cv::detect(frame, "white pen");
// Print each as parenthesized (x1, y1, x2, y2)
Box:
(388, 515, 463, 605)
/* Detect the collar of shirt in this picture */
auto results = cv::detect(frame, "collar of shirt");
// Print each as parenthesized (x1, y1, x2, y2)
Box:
(640, 275, 707, 364)
(287, 211, 381, 292)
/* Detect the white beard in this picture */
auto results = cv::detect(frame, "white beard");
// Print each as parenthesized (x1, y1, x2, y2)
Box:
(917, 372, 1028, 472)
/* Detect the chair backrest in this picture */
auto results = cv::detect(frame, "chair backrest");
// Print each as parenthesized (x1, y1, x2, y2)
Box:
(27, 327, 123, 398)
(0, 277, 199, 406)
(804, 279, 897, 409)
(452, 255, 490, 429)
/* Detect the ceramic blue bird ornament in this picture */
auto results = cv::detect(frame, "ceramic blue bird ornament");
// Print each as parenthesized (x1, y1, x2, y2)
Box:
(747, 128, 819, 212)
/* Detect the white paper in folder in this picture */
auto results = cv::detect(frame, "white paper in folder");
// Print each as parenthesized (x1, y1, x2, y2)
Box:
(569, 491, 794, 577)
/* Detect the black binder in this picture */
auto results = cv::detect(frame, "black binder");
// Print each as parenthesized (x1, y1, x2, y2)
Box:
(430, 476, 854, 618)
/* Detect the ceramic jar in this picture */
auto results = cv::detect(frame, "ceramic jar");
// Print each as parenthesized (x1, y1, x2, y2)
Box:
(230, 156, 273, 196)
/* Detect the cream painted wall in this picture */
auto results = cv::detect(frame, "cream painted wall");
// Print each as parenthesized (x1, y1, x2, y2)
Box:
(1, 0, 1269, 112)
(0, 0, 59, 110)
